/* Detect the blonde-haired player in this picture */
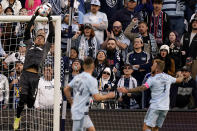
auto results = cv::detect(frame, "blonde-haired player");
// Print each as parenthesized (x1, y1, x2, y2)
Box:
(118, 59, 184, 131)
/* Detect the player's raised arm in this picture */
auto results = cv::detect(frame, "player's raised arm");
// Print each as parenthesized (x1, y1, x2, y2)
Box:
(92, 92, 115, 101)
(175, 72, 184, 83)
(46, 13, 54, 44)
(24, 8, 39, 41)
(43, 13, 55, 54)
(64, 85, 73, 105)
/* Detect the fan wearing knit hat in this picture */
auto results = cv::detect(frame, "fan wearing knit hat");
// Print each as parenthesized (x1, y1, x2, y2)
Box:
(156, 45, 175, 76)
(160, 45, 170, 55)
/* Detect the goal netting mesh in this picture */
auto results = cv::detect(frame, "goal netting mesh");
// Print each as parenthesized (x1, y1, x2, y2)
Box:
(0, 15, 61, 131)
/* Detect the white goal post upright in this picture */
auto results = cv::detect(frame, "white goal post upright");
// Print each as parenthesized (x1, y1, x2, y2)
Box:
(53, 16, 61, 131)
(0, 16, 62, 131)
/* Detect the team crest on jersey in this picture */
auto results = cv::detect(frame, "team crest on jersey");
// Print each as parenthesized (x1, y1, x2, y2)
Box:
(141, 57, 146, 61)
(131, 14, 134, 19)
(106, 0, 117, 8)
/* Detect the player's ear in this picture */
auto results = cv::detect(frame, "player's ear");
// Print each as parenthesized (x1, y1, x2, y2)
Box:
(155, 68, 159, 73)
(91, 63, 95, 70)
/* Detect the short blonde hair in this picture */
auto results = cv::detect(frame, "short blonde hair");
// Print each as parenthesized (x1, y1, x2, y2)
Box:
(154, 59, 165, 72)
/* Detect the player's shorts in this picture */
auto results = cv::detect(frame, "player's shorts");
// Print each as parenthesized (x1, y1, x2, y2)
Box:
(19, 70, 40, 96)
(144, 108, 168, 128)
(72, 115, 94, 131)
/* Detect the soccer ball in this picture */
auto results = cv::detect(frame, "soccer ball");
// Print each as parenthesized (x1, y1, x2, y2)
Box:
(38, 3, 52, 17)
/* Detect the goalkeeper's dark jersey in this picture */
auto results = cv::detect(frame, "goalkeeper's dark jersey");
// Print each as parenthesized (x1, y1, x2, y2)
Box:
(22, 15, 54, 72)
(23, 40, 52, 71)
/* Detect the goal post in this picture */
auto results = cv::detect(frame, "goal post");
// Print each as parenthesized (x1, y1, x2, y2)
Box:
(0, 15, 62, 131)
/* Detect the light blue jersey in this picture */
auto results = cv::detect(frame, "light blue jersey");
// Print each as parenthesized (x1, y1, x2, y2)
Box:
(145, 73, 176, 110)
(68, 72, 99, 120)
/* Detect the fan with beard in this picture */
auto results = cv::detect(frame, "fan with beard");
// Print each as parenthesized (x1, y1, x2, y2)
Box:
(106, 48, 116, 60)
(113, 30, 122, 37)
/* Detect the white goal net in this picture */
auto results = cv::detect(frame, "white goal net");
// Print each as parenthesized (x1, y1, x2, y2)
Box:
(0, 15, 61, 131)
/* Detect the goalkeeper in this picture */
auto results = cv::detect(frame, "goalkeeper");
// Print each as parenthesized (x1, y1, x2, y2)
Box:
(13, 9, 54, 130)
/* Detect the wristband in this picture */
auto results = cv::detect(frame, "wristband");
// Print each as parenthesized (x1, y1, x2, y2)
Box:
(48, 16, 52, 22)
(144, 82, 149, 89)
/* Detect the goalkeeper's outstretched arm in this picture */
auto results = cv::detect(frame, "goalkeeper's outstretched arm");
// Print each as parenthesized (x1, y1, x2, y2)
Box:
(44, 14, 55, 55)
(47, 14, 54, 43)
(24, 11, 39, 41)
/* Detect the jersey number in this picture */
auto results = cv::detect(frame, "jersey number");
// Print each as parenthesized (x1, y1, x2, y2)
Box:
(77, 87, 84, 96)
(76, 82, 84, 96)
(163, 84, 166, 93)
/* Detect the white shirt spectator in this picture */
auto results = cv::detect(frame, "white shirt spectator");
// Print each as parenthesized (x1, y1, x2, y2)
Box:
(83, 11, 108, 45)
(4, 43, 26, 65)
(0, 42, 6, 57)
(1, 0, 22, 15)
(4, 52, 25, 65)
(34, 77, 62, 109)
(0, 74, 9, 106)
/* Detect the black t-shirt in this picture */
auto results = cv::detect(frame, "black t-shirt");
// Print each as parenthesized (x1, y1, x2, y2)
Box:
(142, 35, 150, 45)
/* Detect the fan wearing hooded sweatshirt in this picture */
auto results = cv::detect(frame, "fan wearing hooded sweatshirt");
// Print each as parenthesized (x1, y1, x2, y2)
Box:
(97, 67, 115, 109)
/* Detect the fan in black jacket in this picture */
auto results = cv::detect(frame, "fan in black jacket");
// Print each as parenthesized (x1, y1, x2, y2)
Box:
(170, 66, 197, 109)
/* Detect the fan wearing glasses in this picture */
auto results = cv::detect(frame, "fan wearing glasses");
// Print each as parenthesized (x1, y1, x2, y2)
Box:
(98, 67, 114, 94)
(101, 21, 130, 62)
(117, 64, 139, 109)
(97, 67, 115, 109)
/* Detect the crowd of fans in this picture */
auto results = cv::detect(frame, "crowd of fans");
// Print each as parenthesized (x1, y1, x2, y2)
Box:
(0, 0, 197, 110)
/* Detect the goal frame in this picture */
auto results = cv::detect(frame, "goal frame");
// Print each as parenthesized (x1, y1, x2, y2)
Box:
(0, 15, 62, 131)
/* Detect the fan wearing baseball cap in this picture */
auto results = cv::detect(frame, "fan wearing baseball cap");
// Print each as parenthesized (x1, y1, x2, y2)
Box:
(83, 0, 108, 45)
(170, 66, 197, 110)
(117, 64, 139, 109)
(111, 0, 139, 31)
(90, 0, 100, 6)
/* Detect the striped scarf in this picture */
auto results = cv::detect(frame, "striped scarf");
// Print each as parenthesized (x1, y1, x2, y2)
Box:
(149, 11, 164, 43)
(79, 34, 97, 60)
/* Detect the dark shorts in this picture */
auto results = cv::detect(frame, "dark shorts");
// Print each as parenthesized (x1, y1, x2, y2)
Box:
(19, 70, 40, 97)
